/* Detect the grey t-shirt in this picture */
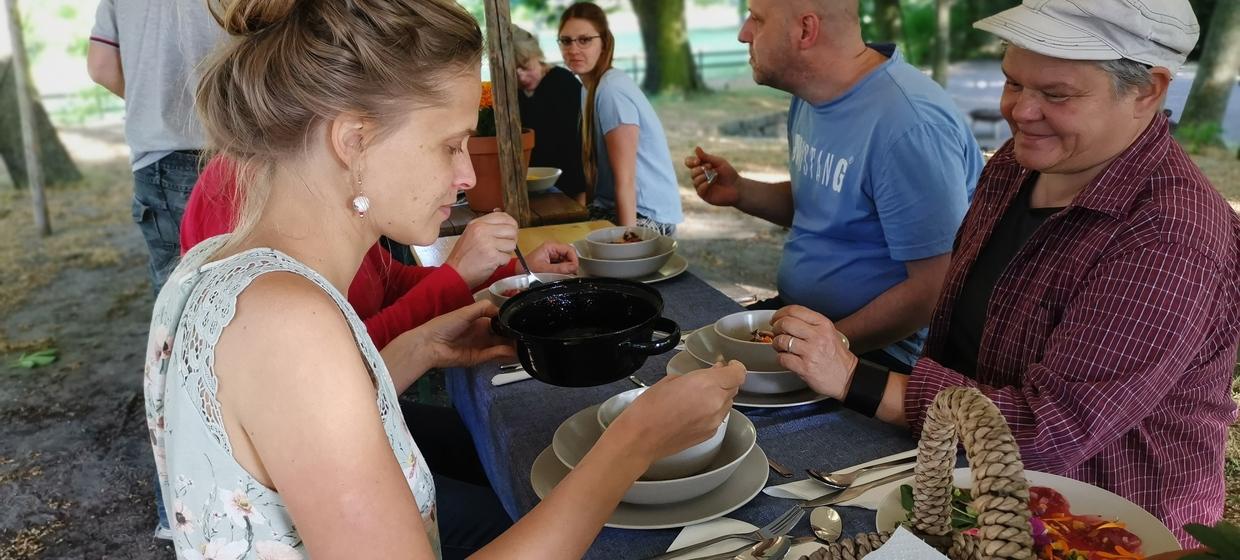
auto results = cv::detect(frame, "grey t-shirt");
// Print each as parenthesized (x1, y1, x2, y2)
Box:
(91, 0, 224, 171)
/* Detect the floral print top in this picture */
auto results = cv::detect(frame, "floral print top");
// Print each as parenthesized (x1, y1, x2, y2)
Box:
(144, 237, 439, 559)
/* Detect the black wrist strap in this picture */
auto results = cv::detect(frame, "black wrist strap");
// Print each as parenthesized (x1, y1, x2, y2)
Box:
(843, 358, 889, 417)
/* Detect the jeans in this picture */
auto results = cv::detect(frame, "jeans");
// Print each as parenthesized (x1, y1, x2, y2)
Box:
(402, 402, 513, 557)
(132, 151, 202, 534)
(132, 151, 202, 296)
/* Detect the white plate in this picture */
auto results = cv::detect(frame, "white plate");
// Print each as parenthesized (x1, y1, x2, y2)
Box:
(552, 405, 756, 504)
(641, 253, 688, 284)
(667, 351, 828, 409)
(874, 467, 1180, 556)
(577, 252, 688, 284)
(530, 443, 768, 530)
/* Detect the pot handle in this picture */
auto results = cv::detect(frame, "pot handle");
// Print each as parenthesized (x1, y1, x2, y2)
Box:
(624, 318, 680, 356)
(491, 316, 511, 338)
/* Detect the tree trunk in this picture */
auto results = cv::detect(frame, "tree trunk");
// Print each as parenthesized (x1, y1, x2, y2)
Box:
(631, 0, 704, 94)
(1178, 0, 1239, 146)
(872, 0, 904, 45)
(931, 0, 952, 87)
(4, 0, 48, 235)
(0, 58, 81, 188)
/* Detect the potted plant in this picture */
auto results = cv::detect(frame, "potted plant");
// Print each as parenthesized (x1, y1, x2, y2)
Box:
(466, 81, 535, 212)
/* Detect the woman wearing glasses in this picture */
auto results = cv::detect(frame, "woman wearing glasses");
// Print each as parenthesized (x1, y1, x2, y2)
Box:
(558, 2, 683, 235)
(512, 25, 589, 203)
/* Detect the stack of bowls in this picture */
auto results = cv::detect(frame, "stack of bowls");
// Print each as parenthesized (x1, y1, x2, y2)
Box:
(683, 310, 820, 395)
(552, 387, 758, 505)
(572, 226, 677, 280)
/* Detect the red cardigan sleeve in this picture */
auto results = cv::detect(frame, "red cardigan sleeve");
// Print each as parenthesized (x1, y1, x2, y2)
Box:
(180, 156, 238, 255)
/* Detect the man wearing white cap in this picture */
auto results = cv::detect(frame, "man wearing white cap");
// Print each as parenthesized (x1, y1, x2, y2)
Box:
(767, 0, 1240, 546)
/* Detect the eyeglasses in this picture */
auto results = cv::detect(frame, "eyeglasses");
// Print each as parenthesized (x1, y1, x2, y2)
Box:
(557, 35, 600, 48)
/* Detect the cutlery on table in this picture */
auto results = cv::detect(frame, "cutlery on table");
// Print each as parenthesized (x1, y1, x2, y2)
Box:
(675, 535, 792, 560)
(809, 507, 842, 543)
(799, 467, 915, 509)
(767, 457, 794, 478)
(490, 371, 532, 386)
(805, 454, 916, 488)
(643, 506, 802, 560)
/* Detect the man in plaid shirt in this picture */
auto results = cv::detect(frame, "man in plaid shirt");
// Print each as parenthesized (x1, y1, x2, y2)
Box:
(767, 0, 1239, 545)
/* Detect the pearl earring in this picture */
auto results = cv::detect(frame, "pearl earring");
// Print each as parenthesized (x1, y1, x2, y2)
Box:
(350, 172, 370, 218)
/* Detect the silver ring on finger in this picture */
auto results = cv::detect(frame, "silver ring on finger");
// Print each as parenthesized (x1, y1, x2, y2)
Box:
(786, 336, 795, 354)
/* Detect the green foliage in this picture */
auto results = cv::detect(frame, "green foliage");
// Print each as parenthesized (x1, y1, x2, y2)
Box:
(1182, 521, 1240, 559)
(1175, 122, 1225, 154)
(11, 348, 57, 369)
(56, 4, 77, 21)
(66, 37, 88, 58)
(48, 86, 124, 126)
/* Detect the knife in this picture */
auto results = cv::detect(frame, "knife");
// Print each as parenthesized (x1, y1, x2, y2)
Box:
(800, 466, 915, 509)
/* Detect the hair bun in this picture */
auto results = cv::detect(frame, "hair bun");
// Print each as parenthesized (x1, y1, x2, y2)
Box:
(210, 0, 299, 36)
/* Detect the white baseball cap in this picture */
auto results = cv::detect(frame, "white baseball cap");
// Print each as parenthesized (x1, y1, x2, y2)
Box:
(973, 0, 1200, 73)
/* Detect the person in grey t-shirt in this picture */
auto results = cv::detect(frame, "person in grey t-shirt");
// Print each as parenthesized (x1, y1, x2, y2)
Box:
(86, 0, 223, 539)
(88, 0, 223, 296)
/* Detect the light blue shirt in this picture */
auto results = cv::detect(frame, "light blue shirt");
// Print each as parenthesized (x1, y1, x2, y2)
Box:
(590, 69, 683, 225)
(777, 46, 982, 366)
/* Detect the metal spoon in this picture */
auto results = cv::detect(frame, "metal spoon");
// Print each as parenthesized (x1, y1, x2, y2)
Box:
(512, 245, 542, 288)
(809, 507, 842, 543)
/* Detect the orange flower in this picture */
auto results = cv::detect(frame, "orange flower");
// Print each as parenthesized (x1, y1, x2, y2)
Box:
(479, 81, 494, 110)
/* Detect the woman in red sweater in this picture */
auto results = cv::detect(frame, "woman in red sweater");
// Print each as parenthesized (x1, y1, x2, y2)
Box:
(180, 156, 578, 350)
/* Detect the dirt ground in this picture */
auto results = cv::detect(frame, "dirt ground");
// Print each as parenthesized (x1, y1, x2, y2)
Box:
(1, 88, 1237, 559)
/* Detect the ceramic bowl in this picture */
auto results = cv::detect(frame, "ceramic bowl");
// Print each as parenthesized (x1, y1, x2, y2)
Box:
(585, 226, 662, 260)
(683, 327, 806, 394)
(526, 167, 561, 193)
(598, 387, 728, 481)
(555, 404, 757, 505)
(487, 272, 574, 304)
(573, 237, 676, 279)
(712, 310, 782, 372)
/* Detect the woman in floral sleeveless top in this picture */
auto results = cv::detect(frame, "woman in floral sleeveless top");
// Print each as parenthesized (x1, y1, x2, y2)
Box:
(145, 0, 745, 558)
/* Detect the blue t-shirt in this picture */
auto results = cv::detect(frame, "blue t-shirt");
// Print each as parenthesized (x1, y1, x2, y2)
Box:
(590, 69, 683, 225)
(777, 46, 982, 366)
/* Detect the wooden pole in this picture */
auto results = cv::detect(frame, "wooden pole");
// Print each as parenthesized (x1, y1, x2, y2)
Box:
(4, 0, 50, 235)
(483, 0, 531, 227)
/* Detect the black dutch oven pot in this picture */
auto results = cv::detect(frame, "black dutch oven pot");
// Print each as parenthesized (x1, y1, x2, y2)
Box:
(491, 277, 680, 387)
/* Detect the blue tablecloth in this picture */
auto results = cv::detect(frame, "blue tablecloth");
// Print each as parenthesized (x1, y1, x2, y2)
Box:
(448, 271, 917, 559)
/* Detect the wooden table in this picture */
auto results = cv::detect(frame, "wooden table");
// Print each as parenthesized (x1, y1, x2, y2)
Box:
(414, 220, 614, 267)
(439, 191, 590, 237)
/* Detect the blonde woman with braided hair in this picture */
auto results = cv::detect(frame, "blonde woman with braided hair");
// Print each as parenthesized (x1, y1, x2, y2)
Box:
(142, 0, 744, 558)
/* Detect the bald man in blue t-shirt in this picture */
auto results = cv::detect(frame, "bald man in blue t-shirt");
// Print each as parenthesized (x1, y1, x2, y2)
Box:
(685, 0, 982, 372)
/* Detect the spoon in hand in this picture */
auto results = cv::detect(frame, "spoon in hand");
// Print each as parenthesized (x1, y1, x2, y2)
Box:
(512, 245, 542, 288)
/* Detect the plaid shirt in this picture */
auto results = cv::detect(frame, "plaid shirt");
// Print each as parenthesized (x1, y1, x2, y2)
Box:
(905, 114, 1240, 545)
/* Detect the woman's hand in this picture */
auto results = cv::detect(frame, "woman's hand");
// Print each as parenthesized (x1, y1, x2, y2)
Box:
(446, 212, 519, 287)
(609, 361, 746, 463)
(771, 305, 857, 400)
(519, 242, 579, 275)
(411, 301, 516, 370)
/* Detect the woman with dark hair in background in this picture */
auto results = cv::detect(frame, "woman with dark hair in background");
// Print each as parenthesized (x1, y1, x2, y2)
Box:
(511, 25, 589, 203)
(558, 2, 683, 234)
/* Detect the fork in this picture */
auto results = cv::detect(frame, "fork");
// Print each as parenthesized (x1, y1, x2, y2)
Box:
(642, 505, 803, 560)
(805, 454, 916, 488)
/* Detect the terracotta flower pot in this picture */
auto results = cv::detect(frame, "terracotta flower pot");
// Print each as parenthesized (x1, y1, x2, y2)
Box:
(465, 129, 536, 212)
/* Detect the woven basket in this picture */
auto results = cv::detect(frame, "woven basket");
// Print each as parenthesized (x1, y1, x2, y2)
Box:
(801, 387, 1036, 560)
